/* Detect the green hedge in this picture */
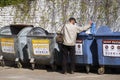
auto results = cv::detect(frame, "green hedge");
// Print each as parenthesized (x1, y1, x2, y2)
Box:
(0, 0, 28, 7)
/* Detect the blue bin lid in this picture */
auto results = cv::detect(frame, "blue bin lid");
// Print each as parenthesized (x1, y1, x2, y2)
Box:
(78, 31, 93, 38)
(78, 31, 90, 37)
(78, 22, 96, 36)
(79, 31, 86, 35)
(95, 26, 120, 36)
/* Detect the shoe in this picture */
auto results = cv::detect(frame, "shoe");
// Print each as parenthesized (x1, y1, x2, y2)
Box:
(62, 71, 67, 74)
(70, 71, 74, 74)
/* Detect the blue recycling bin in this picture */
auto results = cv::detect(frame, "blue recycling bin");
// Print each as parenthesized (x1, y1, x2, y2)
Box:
(95, 26, 120, 74)
(75, 23, 96, 73)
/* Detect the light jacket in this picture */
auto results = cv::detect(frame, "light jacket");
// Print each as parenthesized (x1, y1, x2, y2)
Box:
(62, 23, 91, 46)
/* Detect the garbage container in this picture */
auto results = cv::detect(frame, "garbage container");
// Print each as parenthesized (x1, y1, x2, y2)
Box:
(95, 26, 120, 74)
(27, 27, 56, 70)
(0, 25, 33, 67)
(75, 23, 96, 73)
(75, 32, 94, 73)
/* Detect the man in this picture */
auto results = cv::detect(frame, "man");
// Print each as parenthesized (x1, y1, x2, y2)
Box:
(62, 17, 92, 74)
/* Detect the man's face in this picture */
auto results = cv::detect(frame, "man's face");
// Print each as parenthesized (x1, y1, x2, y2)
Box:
(70, 20, 75, 25)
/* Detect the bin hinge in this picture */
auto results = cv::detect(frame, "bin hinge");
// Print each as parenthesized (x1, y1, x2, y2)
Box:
(30, 58, 35, 63)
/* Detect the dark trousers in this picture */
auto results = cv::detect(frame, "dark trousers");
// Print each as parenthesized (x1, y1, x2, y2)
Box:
(62, 44, 75, 72)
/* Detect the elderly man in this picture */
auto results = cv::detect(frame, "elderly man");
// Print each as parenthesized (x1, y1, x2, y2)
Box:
(62, 17, 92, 74)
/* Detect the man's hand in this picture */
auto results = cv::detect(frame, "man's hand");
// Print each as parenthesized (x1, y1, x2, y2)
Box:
(89, 21, 93, 25)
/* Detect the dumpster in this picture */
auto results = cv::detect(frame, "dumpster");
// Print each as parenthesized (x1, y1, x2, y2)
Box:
(27, 27, 56, 70)
(95, 26, 120, 74)
(75, 23, 96, 73)
(0, 25, 33, 67)
(76, 33, 93, 73)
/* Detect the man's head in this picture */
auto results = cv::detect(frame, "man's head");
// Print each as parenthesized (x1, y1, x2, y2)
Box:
(69, 17, 77, 25)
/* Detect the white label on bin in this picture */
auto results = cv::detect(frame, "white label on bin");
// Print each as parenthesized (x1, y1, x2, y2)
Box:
(75, 40, 83, 55)
(32, 39, 50, 55)
(103, 40, 120, 57)
(0, 38, 15, 54)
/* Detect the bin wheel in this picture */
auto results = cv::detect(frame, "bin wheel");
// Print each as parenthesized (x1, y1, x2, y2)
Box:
(17, 62, 22, 68)
(31, 63, 35, 70)
(98, 67, 105, 75)
(86, 65, 90, 74)
(1, 60, 5, 67)
(51, 64, 57, 71)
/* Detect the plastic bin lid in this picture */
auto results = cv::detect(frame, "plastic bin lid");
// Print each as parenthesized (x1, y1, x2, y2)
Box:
(78, 23, 97, 36)
(0, 26, 12, 35)
(0, 24, 33, 35)
(97, 26, 111, 34)
(77, 32, 91, 40)
(27, 27, 49, 36)
(10, 24, 33, 35)
(96, 26, 120, 36)
(79, 31, 87, 36)
(79, 31, 92, 36)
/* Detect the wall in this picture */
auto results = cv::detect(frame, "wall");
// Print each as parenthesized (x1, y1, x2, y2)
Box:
(0, 0, 120, 32)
